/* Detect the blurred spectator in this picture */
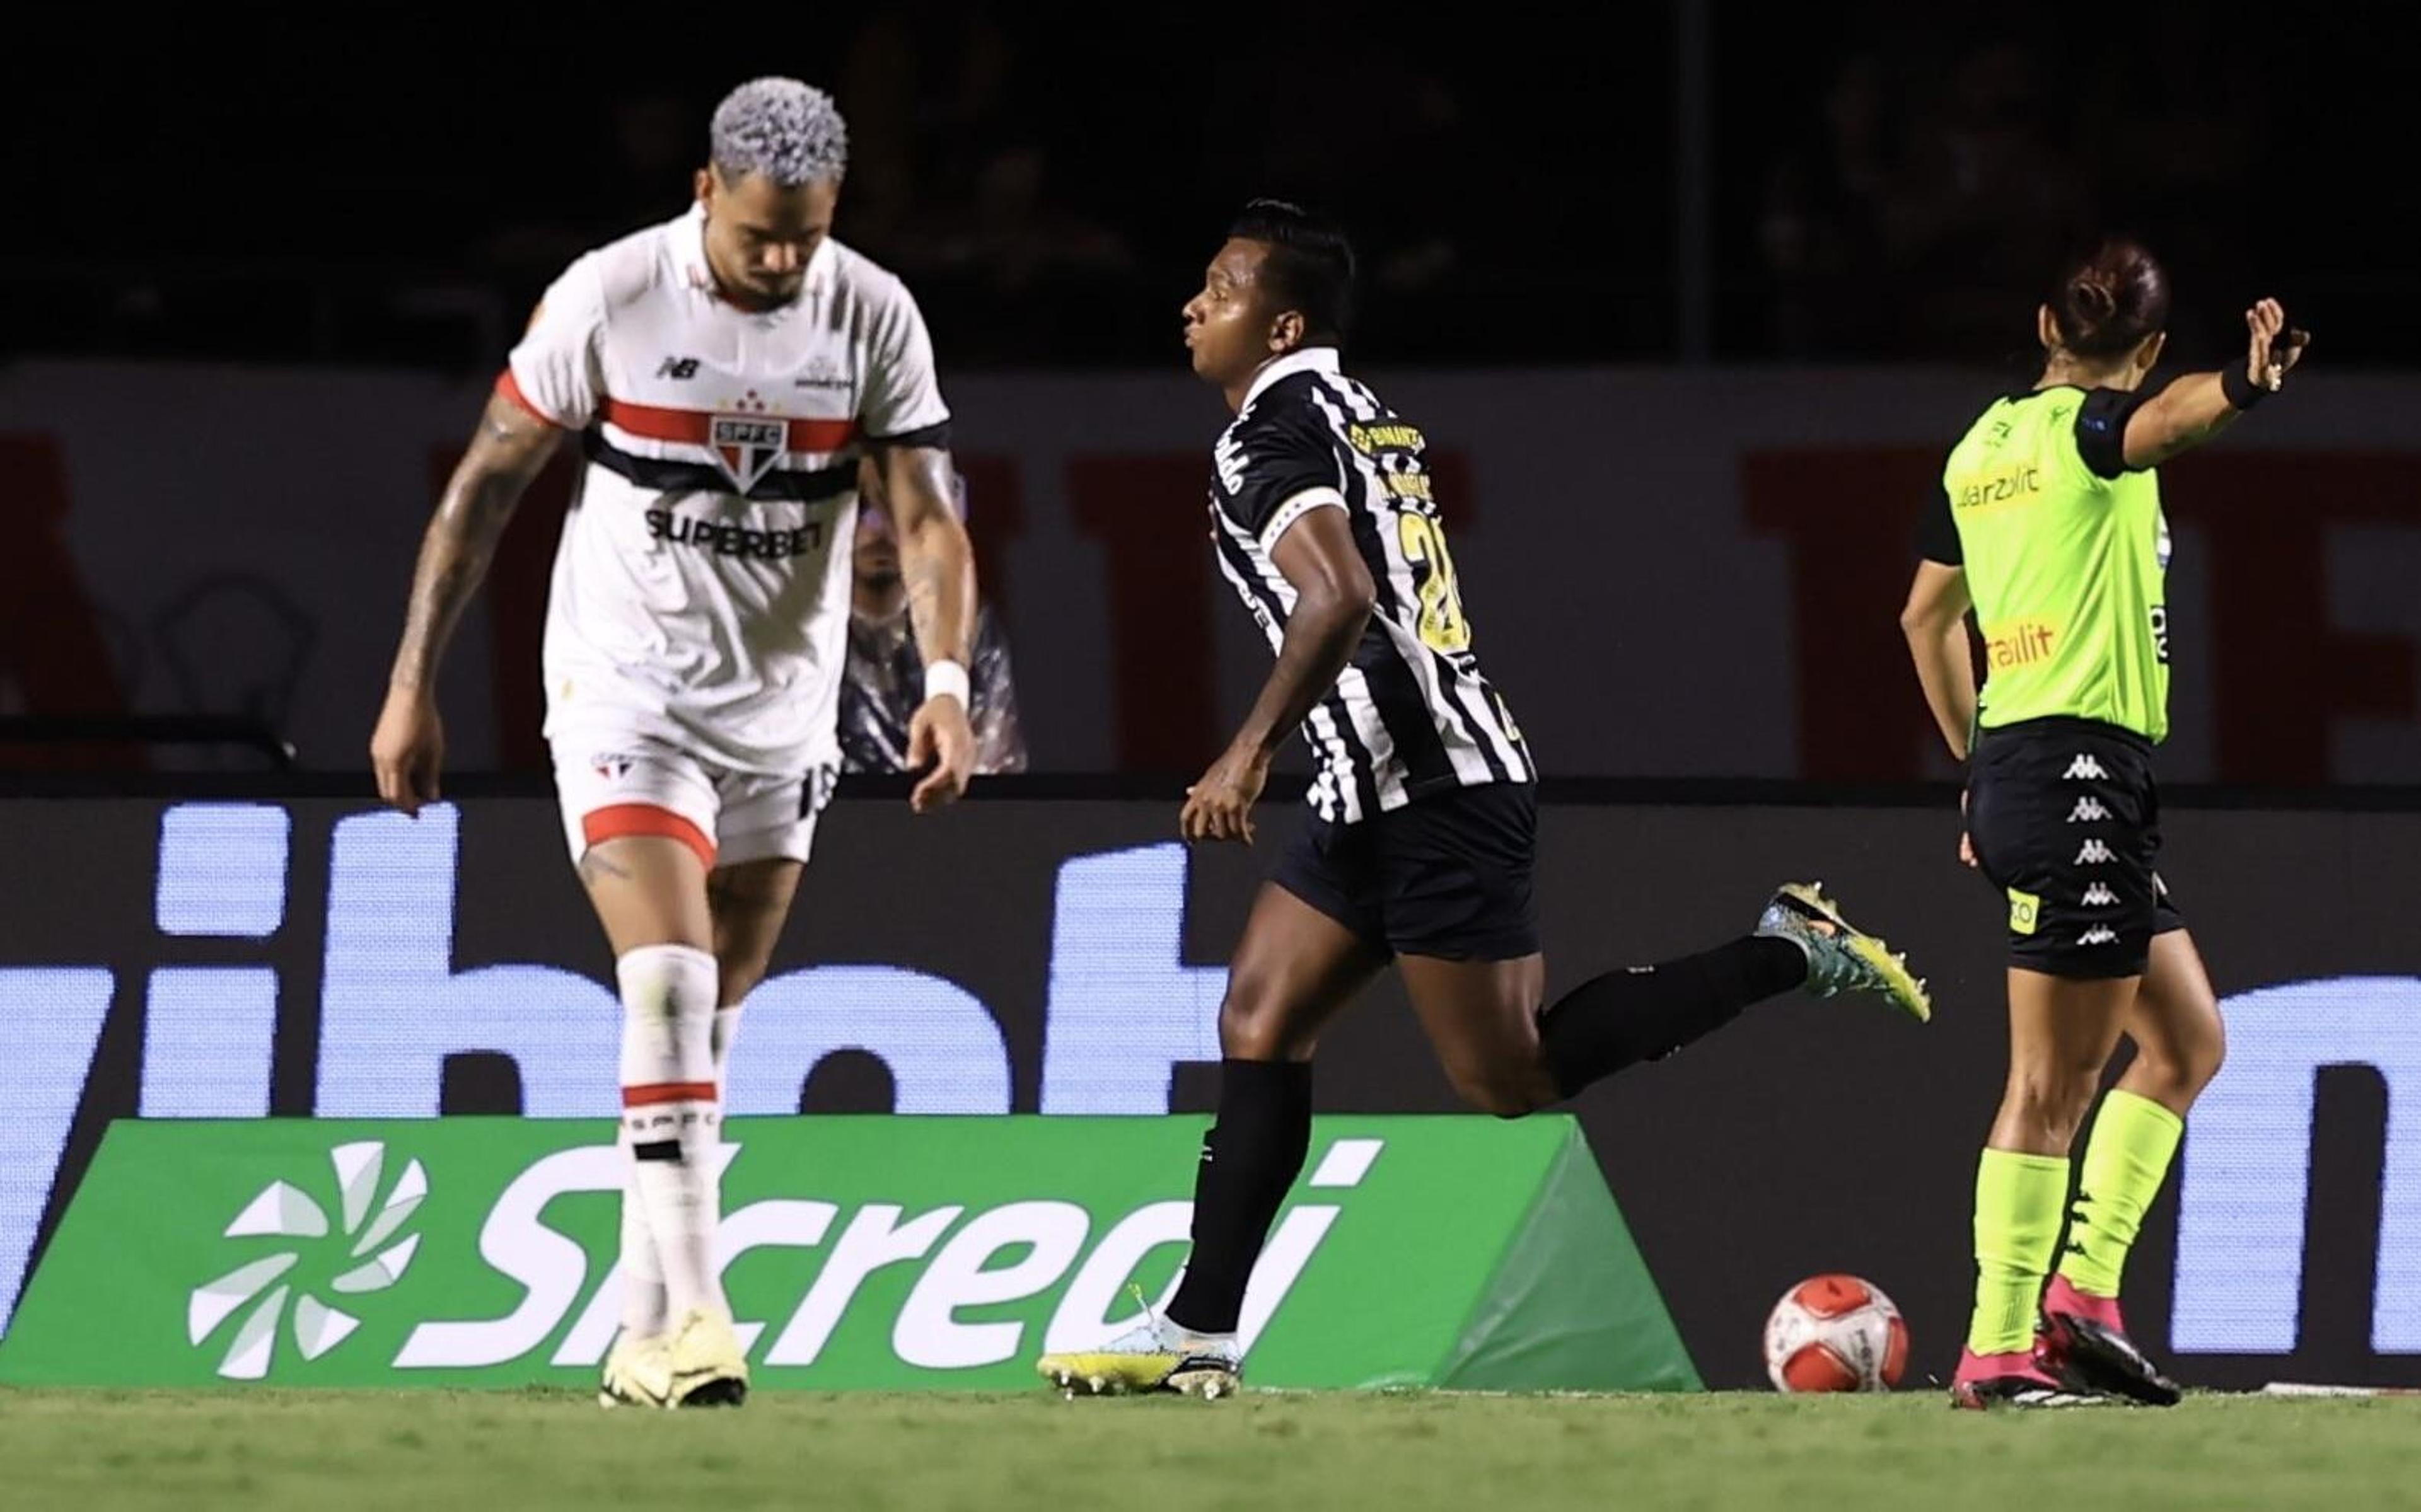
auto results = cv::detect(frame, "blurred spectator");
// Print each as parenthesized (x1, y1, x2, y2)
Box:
(2079, 19, 2259, 364)
(15, 6, 2402, 370)
(837, 1, 1133, 359)
(480, 90, 702, 313)
(1890, 43, 2091, 354)
(840, 459, 1027, 776)
(1758, 54, 1904, 355)
(1204, 26, 1473, 354)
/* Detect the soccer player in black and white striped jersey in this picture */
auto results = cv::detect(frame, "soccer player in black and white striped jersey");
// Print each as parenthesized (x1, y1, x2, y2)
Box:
(1035, 202, 1936, 1399)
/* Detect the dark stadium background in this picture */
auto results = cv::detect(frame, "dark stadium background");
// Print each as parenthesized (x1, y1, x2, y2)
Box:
(3, 2, 2418, 1394)
(9, 6, 2416, 371)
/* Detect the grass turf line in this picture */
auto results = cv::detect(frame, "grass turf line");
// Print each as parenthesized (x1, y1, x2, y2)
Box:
(5, 1388, 2420, 1511)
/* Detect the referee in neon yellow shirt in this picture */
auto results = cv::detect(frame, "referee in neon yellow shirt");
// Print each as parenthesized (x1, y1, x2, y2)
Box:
(1900, 239, 2308, 1409)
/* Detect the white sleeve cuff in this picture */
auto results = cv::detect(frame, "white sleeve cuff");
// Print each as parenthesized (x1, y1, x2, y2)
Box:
(1259, 487, 1349, 554)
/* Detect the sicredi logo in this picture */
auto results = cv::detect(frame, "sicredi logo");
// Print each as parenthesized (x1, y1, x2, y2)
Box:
(189, 1141, 427, 1378)
(383, 1134, 1380, 1374)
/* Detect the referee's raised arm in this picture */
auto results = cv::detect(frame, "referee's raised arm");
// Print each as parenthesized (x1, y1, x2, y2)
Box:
(2117, 297, 2310, 469)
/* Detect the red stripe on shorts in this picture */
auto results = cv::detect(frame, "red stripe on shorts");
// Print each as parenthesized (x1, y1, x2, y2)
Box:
(583, 803, 716, 872)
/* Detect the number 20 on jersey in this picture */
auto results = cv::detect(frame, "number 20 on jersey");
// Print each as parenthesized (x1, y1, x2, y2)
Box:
(1396, 513, 1472, 654)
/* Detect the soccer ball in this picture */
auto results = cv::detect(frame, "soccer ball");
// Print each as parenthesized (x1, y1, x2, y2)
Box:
(1763, 1274, 1909, 1392)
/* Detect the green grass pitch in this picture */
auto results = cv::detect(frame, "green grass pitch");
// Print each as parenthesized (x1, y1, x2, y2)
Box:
(6, 1388, 2419, 1511)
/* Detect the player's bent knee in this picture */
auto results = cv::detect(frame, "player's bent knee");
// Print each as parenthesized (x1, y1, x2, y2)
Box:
(1217, 988, 1309, 1062)
(2185, 1001, 2228, 1088)
(2136, 1039, 2224, 1106)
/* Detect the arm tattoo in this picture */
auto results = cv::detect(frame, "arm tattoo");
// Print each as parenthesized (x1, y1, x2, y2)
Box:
(388, 395, 560, 691)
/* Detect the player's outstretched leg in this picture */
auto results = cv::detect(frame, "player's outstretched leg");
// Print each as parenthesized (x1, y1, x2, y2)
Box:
(2038, 930, 2219, 1406)
(1038, 886, 1383, 1398)
(1525, 882, 1930, 1103)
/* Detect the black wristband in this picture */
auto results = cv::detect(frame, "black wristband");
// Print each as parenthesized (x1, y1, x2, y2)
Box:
(2221, 362, 2270, 410)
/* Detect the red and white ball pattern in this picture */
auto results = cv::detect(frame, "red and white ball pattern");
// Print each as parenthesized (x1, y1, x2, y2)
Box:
(1763, 1274, 1910, 1392)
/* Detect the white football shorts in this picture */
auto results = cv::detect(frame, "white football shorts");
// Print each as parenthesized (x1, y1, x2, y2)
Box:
(550, 729, 836, 871)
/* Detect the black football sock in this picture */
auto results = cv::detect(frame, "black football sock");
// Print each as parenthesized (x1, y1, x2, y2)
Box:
(1538, 936, 1806, 1099)
(1164, 1058, 1313, 1337)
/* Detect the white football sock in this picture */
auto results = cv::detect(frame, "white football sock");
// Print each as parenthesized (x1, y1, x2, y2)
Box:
(618, 944, 726, 1322)
(618, 1158, 668, 1340)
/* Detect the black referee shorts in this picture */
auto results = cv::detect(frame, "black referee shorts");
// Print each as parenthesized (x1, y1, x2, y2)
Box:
(1966, 717, 2185, 979)
(1273, 782, 1541, 962)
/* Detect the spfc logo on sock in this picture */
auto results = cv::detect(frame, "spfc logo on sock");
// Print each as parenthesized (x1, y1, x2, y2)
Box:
(709, 415, 788, 493)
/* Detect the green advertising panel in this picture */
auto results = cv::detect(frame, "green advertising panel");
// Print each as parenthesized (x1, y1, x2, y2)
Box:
(0, 1116, 1697, 1393)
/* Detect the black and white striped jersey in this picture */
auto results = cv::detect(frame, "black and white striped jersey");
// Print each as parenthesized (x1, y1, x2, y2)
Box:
(1207, 347, 1534, 824)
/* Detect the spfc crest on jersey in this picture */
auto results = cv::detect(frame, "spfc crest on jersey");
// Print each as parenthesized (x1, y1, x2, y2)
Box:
(709, 415, 788, 493)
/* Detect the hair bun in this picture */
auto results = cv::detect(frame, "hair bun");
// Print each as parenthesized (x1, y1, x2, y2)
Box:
(2048, 239, 2172, 359)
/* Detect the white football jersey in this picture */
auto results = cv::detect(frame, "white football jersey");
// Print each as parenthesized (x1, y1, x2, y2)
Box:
(504, 205, 949, 775)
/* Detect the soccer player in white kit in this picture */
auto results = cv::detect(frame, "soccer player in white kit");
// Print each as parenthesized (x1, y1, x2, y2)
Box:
(369, 78, 978, 1409)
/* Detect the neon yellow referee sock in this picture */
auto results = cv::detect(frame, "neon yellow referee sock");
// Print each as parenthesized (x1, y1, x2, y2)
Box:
(2057, 1088, 2185, 1298)
(1968, 1148, 2070, 1356)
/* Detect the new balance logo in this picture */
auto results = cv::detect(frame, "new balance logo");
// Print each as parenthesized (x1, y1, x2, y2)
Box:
(2079, 926, 2121, 946)
(2081, 883, 2121, 908)
(2076, 840, 2117, 865)
(2064, 754, 2111, 781)
(2068, 797, 2111, 822)
(655, 357, 701, 380)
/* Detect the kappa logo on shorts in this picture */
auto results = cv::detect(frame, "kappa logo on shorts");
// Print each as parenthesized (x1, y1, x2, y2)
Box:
(2008, 888, 2041, 936)
(2079, 926, 2121, 946)
(2080, 882, 2121, 908)
(2064, 754, 2111, 781)
(2076, 840, 2118, 865)
(709, 415, 789, 493)
(2068, 797, 2112, 823)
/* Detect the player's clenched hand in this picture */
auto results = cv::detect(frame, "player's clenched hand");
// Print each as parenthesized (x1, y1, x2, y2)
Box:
(907, 695, 976, 813)
(371, 687, 444, 817)
(1182, 744, 1270, 846)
